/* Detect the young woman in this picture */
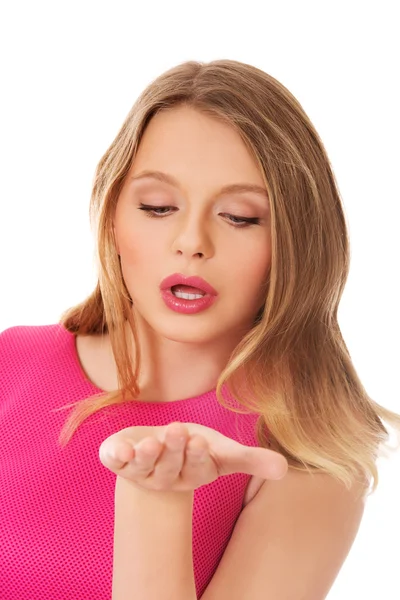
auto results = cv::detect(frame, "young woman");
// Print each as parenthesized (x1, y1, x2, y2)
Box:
(1, 59, 399, 600)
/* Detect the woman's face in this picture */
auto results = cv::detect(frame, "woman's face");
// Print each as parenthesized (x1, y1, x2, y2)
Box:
(114, 106, 271, 346)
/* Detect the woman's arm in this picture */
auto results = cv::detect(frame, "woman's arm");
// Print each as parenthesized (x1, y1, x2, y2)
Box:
(112, 476, 197, 600)
(102, 422, 287, 599)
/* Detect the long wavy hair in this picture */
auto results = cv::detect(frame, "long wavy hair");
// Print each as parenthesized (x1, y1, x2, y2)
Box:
(57, 58, 400, 495)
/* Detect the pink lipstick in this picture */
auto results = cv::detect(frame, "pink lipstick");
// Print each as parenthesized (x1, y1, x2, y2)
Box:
(159, 273, 218, 314)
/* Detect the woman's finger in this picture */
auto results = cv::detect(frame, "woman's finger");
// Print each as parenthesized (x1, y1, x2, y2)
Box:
(149, 423, 187, 485)
(99, 438, 135, 470)
(181, 434, 215, 486)
(186, 434, 209, 458)
(218, 441, 288, 480)
(132, 437, 162, 477)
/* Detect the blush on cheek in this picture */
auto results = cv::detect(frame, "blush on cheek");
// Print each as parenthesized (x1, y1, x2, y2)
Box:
(119, 235, 162, 275)
(118, 231, 143, 262)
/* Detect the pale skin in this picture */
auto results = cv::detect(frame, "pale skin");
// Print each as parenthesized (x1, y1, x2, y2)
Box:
(99, 422, 288, 494)
(84, 106, 367, 599)
(91, 104, 285, 598)
(111, 105, 273, 404)
(80, 105, 278, 500)
(98, 422, 288, 599)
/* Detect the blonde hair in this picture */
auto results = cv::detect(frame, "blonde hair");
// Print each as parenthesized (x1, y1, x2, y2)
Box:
(57, 59, 400, 495)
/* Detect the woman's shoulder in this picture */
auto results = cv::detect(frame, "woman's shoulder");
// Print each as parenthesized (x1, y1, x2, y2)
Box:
(0, 323, 65, 353)
(0, 323, 68, 381)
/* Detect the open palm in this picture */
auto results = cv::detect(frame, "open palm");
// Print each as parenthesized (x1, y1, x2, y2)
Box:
(99, 422, 288, 492)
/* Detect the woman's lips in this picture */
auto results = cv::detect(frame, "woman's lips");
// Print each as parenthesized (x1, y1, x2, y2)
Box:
(160, 273, 218, 296)
(159, 273, 218, 314)
(160, 287, 217, 314)
(171, 284, 205, 295)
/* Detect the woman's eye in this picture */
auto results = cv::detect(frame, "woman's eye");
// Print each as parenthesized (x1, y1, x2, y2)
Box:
(138, 204, 174, 217)
(223, 214, 261, 227)
(137, 204, 260, 227)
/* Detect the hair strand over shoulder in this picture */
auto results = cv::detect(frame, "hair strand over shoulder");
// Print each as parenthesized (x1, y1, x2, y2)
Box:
(56, 59, 400, 497)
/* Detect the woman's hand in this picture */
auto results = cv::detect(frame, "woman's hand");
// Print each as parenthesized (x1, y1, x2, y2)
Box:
(99, 422, 288, 492)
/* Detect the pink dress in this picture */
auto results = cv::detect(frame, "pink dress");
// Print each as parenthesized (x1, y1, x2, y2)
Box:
(0, 324, 262, 599)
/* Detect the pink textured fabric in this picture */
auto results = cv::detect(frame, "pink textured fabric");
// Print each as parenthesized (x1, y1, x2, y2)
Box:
(0, 324, 263, 599)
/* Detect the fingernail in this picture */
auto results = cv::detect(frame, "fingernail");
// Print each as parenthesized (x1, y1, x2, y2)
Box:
(105, 448, 116, 461)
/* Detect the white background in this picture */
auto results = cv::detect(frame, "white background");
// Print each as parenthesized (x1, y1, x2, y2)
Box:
(0, 1, 399, 597)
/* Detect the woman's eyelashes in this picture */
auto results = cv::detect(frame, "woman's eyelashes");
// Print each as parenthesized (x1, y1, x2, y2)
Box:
(137, 203, 261, 228)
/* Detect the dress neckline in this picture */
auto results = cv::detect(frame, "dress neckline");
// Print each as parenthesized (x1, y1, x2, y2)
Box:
(60, 323, 220, 407)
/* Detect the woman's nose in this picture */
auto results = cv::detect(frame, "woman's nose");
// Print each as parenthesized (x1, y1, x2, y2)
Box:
(170, 216, 214, 260)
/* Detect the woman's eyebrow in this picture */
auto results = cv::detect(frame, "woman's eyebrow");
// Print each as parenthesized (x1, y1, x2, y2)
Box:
(130, 170, 269, 200)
